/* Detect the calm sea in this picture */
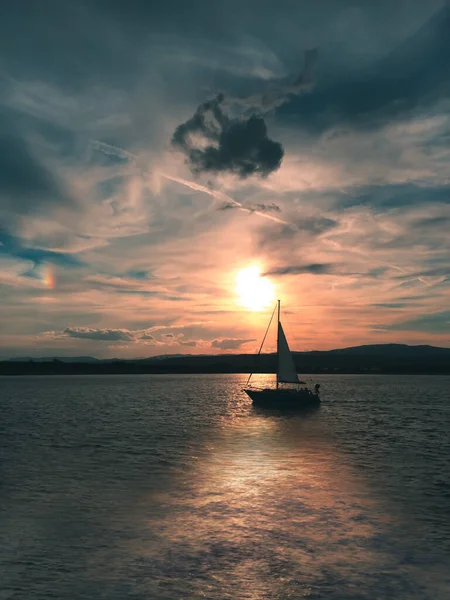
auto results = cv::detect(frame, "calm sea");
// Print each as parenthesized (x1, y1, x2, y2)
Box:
(1, 374, 449, 599)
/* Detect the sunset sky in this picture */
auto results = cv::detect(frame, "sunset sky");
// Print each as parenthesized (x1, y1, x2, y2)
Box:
(1, 0, 449, 358)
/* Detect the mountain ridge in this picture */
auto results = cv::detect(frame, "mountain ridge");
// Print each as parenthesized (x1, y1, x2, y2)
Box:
(4, 343, 450, 363)
(1, 344, 449, 375)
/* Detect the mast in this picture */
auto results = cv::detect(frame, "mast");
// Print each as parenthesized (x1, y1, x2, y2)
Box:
(276, 299, 280, 389)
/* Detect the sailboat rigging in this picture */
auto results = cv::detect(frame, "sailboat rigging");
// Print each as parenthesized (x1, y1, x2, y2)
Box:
(244, 300, 321, 408)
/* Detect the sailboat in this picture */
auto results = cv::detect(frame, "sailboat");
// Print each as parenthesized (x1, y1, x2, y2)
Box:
(244, 300, 321, 408)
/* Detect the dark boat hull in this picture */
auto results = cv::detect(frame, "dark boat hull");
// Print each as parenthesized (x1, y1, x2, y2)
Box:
(244, 388, 320, 408)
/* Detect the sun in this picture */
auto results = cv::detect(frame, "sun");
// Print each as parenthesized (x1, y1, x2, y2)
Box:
(235, 266, 275, 311)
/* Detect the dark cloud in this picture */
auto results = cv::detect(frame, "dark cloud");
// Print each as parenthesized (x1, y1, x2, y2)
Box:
(258, 218, 339, 251)
(63, 328, 135, 341)
(249, 203, 281, 213)
(411, 215, 450, 229)
(0, 116, 71, 214)
(211, 338, 255, 350)
(300, 217, 339, 235)
(1, 0, 443, 96)
(171, 94, 284, 178)
(366, 267, 391, 279)
(258, 224, 297, 249)
(180, 340, 197, 347)
(231, 48, 319, 111)
(118, 291, 160, 297)
(139, 333, 156, 341)
(127, 270, 151, 280)
(0, 133, 52, 199)
(162, 333, 176, 339)
(335, 183, 450, 211)
(219, 202, 239, 210)
(219, 201, 281, 213)
(377, 311, 450, 334)
(264, 263, 335, 276)
(373, 303, 410, 309)
(396, 267, 450, 280)
(0, 231, 83, 269)
(281, 5, 450, 131)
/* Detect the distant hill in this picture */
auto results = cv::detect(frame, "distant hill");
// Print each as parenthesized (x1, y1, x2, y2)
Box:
(7, 356, 101, 363)
(5, 353, 192, 364)
(323, 344, 450, 357)
(1, 344, 449, 376)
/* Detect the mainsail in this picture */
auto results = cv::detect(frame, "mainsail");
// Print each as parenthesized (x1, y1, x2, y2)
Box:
(244, 300, 320, 406)
(277, 322, 299, 384)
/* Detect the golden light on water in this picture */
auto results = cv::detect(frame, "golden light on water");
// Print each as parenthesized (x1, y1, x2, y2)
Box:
(235, 266, 275, 311)
(123, 405, 391, 600)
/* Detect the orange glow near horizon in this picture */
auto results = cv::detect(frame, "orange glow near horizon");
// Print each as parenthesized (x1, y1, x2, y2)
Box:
(235, 266, 275, 311)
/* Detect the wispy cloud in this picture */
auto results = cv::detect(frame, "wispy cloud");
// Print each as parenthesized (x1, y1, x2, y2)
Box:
(62, 327, 136, 342)
(375, 311, 450, 334)
(211, 338, 256, 350)
(263, 263, 336, 276)
(1, 0, 449, 356)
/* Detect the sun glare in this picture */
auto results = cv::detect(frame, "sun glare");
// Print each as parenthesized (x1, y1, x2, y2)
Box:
(235, 266, 275, 311)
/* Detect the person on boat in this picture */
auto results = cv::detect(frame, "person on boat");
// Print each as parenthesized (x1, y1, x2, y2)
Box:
(314, 383, 320, 395)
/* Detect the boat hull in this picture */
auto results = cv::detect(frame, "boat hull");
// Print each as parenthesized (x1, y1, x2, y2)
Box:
(244, 388, 320, 408)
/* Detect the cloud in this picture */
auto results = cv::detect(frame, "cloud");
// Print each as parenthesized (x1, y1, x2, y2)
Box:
(162, 333, 176, 340)
(264, 263, 335, 276)
(231, 48, 319, 111)
(280, 5, 450, 131)
(373, 303, 410, 309)
(180, 340, 197, 347)
(171, 94, 284, 178)
(258, 218, 339, 251)
(376, 311, 450, 334)
(0, 112, 73, 215)
(62, 328, 136, 342)
(211, 338, 255, 350)
(336, 183, 450, 212)
(411, 215, 450, 229)
(0, 255, 41, 288)
(219, 201, 281, 213)
(47, 325, 223, 348)
(0, 231, 83, 273)
(139, 333, 156, 341)
(127, 270, 151, 280)
(2, 1, 450, 359)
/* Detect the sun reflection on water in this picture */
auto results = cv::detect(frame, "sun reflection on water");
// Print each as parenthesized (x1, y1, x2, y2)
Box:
(101, 397, 399, 598)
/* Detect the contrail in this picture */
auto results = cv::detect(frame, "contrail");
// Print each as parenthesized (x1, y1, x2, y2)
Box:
(90, 140, 424, 284)
(90, 139, 290, 225)
(160, 173, 288, 225)
(90, 140, 137, 161)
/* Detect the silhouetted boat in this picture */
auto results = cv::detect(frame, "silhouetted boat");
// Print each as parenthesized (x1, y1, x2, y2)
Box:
(244, 300, 321, 408)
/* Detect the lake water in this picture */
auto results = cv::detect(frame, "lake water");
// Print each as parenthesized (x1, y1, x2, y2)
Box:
(1, 374, 449, 599)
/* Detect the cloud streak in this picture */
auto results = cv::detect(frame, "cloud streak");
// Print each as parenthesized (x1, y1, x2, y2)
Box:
(230, 48, 319, 111)
(376, 311, 450, 334)
(62, 328, 136, 342)
(219, 201, 281, 213)
(92, 140, 289, 225)
(1, 1, 450, 357)
(263, 263, 336, 276)
(211, 338, 256, 350)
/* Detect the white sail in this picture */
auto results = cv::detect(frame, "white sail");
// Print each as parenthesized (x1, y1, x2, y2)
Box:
(277, 322, 299, 383)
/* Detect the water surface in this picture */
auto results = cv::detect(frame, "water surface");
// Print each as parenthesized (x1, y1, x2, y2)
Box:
(1, 374, 449, 599)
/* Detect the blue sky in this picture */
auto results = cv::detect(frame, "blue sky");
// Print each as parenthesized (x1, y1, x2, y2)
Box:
(1, 0, 449, 357)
